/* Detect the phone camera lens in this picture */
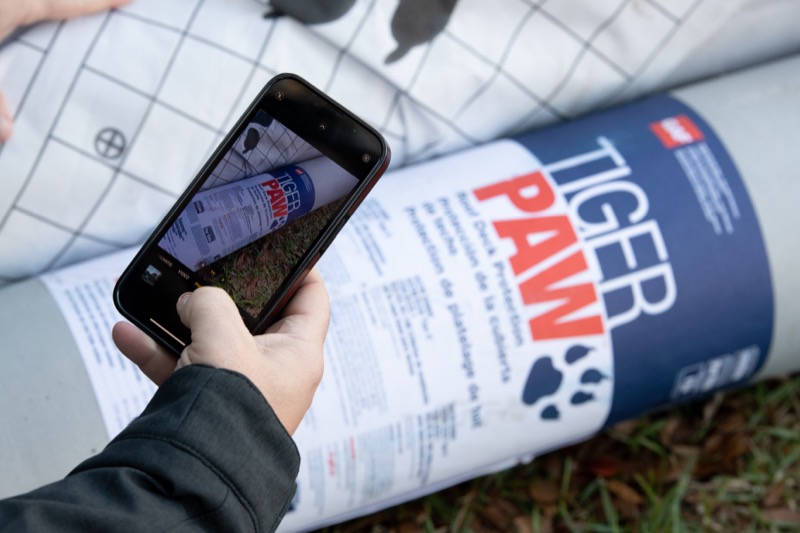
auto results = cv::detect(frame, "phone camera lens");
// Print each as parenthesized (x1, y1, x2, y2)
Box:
(361, 153, 372, 163)
(318, 123, 326, 132)
(275, 91, 284, 101)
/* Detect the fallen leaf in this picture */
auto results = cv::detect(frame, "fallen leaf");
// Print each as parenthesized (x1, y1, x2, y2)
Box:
(701, 433, 725, 455)
(617, 499, 641, 520)
(245, 276, 259, 300)
(606, 479, 644, 506)
(664, 456, 695, 484)
(715, 411, 747, 433)
(611, 419, 639, 437)
(695, 433, 749, 477)
(671, 444, 701, 459)
(762, 481, 785, 508)
(398, 522, 421, 533)
(659, 416, 683, 446)
(478, 498, 517, 530)
(762, 508, 800, 525)
(512, 515, 535, 533)
(720, 433, 749, 461)
(723, 478, 752, 492)
(528, 478, 560, 505)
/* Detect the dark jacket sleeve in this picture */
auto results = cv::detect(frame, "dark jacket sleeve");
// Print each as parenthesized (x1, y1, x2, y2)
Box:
(0, 365, 300, 532)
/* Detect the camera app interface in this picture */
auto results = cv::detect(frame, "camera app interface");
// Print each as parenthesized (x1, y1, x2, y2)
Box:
(144, 110, 358, 320)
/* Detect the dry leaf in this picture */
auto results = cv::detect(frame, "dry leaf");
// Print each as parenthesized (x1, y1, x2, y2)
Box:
(245, 276, 259, 300)
(671, 444, 701, 458)
(528, 478, 560, 505)
(611, 419, 639, 437)
(715, 411, 747, 433)
(720, 433, 749, 461)
(659, 416, 683, 446)
(617, 500, 641, 520)
(478, 498, 517, 531)
(696, 433, 749, 477)
(397, 522, 420, 533)
(664, 456, 694, 484)
(762, 508, 800, 525)
(701, 433, 724, 455)
(723, 478, 752, 492)
(606, 479, 644, 506)
(762, 481, 785, 508)
(512, 515, 534, 533)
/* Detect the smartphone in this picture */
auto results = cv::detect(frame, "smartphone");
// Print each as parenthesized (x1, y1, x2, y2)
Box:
(113, 74, 390, 355)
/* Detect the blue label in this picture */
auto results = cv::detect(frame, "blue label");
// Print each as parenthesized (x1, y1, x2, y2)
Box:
(512, 95, 774, 425)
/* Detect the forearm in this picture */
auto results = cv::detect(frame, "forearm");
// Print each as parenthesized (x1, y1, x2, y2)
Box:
(0, 365, 300, 532)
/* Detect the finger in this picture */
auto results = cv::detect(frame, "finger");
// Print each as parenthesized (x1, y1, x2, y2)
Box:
(177, 287, 252, 359)
(23, 0, 132, 26)
(0, 91, 13, 143)
(112, 321, 177, 385)
(268, 268, 330, 344)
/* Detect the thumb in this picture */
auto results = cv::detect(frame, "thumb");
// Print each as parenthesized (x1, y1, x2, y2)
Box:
(176, 287, 255, 368)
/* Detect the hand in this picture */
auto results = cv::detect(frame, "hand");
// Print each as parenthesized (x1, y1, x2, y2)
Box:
(0, 0, 132, 142)
(112, 269, 330, 435)
(0, 91, 11, 143)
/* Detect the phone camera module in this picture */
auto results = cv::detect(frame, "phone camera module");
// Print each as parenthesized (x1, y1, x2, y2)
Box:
(361, 153, 372, 163)
(274, 91, 284, 101)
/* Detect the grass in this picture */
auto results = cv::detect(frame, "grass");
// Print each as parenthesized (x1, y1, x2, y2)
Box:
(321, 372, 800, 532)
(201, 199, 345, 316)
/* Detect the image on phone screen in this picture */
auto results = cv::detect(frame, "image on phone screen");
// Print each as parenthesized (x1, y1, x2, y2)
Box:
(141, 110, 358, 327)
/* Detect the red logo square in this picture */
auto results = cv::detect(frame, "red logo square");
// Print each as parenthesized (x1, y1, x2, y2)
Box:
(650, 115, 704, 148)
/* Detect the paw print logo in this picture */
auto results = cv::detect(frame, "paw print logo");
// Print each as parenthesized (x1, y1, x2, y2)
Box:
(385, 0, 459, 64)
(264, 0, 461, 65)
(521, 344, 609, 421)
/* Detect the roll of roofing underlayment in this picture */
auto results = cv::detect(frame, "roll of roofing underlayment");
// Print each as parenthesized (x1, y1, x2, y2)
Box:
(0, 55, 798, 532)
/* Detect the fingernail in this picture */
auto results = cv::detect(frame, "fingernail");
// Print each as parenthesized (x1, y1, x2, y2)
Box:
(0, 115, 12, 143)
(177, 292, 192, 311)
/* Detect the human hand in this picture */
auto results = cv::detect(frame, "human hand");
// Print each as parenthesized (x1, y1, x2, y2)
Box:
(0, 0, 133, 142)
(0, 91, 11, 143)
(112, 269, 329, 435)
(0, 0, 132, 40)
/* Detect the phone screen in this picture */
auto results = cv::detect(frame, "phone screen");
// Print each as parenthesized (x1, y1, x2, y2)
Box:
(115, 75, 388, 351)
(156, 109, 358, 315)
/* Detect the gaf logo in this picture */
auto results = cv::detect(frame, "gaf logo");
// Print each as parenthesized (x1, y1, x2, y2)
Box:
(650, 115, 704, 148)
